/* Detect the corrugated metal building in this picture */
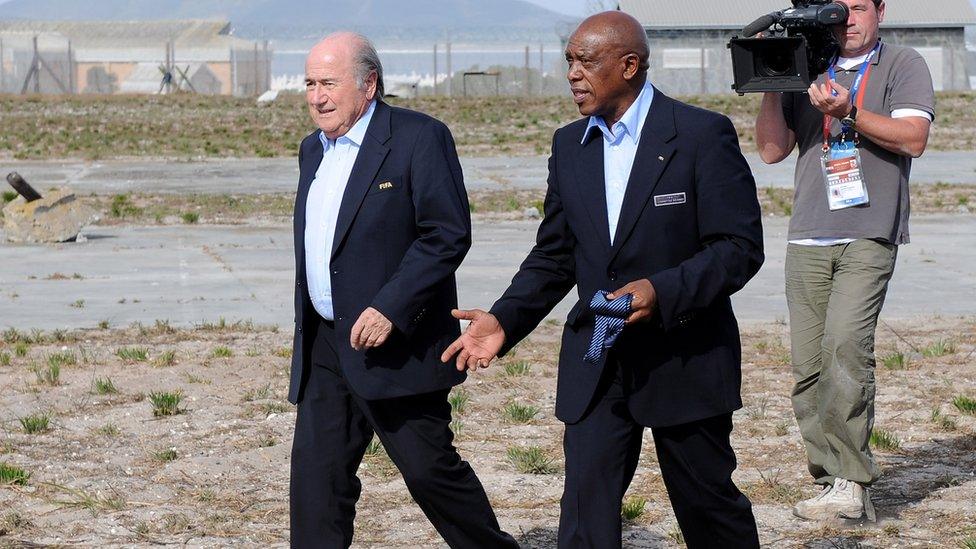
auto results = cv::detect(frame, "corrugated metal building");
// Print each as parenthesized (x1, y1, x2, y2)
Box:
(618, 0, 976, 94)
(0, 20, 272, 96)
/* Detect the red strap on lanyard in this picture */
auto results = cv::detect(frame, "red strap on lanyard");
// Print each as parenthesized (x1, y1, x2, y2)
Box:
(822, 59, 875, 152)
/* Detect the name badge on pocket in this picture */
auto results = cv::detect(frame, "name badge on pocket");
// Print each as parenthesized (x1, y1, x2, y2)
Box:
(378, 181, 394, 190)
(654, 192, 686, 207)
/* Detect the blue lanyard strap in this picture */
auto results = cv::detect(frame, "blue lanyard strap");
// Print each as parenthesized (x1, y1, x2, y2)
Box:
(827, 41, 881, 103)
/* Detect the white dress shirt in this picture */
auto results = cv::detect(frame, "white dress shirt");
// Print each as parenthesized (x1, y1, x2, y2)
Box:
(305, 100, 376, 320)
(580, 80, 655, 245)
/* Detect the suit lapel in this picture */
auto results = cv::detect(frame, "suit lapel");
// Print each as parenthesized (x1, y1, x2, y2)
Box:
(573, 129, 612, 254)
(330, 101, 392, 260)
(609, 90, 677, 264)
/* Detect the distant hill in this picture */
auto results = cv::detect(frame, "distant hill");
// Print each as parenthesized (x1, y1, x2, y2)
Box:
(0, 0, 577, 43)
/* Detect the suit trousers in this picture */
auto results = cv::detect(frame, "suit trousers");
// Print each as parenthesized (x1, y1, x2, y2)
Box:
(558, 354, 759, 549)
(290, 318, 518, 549)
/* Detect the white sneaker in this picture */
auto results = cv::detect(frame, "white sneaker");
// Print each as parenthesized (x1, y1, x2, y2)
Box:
(830, 478, 875, 520)
(793, 478, 874, 521)
(792, 484, 834, 520)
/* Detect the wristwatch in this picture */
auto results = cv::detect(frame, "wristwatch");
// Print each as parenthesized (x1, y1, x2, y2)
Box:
(840, 105, 858, 129)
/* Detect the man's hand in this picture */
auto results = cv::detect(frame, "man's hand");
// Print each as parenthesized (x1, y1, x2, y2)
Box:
(440, 309, 506, 372)
(808, 79, 853, 120)
(607, 279, 657, 325)
(350, 307, 394, 351)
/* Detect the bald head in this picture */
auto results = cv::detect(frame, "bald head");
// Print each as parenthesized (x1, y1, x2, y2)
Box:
(307, 32, 385, 98)
(572, 11, 649, 75)
(305, 31, 383, 139)
(564, 11, 650, 125)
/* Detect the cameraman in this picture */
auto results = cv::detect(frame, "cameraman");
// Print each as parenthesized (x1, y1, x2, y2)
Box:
(754, 0, 934, 521)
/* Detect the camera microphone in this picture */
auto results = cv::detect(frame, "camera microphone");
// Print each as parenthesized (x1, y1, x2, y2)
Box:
(742, 12, 782, 37)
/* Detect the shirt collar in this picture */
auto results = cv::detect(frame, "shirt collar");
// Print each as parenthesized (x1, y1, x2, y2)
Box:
(318, 99, 377, 149)
(581, 80, 655, 145)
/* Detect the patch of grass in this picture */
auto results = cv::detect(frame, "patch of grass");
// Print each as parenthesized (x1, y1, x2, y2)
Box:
(116, 347, 149, 362)
(153, 448, 178, 462)
(503, 360, 531, 376)
(94, 424, 120, 437)
(621, 496, 646, 521)
(210, 346, 233, 358)
(153, 350, 177, 367)
(774, 421, 791, 437)
(931, 407, 958, 431)
(364, 438, 383, 456)
(49, 483, 126, 515)
(242, 384, 273, 402)
(148, 390, 185, 417)
(881, 351, 909, 370)
(506, 445, 557, 474)
(0, 462, 30, 485)
(961, 538, 976, 549)
(0, 352, 10, 366)
(32, 361, 61, 385)
(450, 419, 464, 435)
(2, 190, 18, 203)
(922, 339, 956, 358)
(870, 428, 901, 451)
(448, 387, 470, 415)
(503, 401, 539, 423)
(259, 402, 288, 416)
(69, 299, 85, 309)
(666, 524, 685, 546)
(19, 413, 50, 434)
(181, 212, 200, 224)
(952, 395, 976, 416)
(110, 193, 142, 218)
(257, 435, 276, 448)
(273, 347, 292, 358)
(47, 351, 77, 368)
(746, 396, 769, 420)
(93, 377, 118, 395)
(746, 469, 803, 505)
(97, 320, 110, 329)
(14, 342, 28, 357)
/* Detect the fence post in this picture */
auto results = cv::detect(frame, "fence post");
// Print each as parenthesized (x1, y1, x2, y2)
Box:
(230, 47, 237, 96)
(524, 45, 530, 96)
(446, 41, 452, 97)
(433, 44, 438, 96)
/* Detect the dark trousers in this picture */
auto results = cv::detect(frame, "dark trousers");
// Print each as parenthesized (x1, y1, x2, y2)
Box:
(558, 356, 759, 549)
(290, 318, 518, 549)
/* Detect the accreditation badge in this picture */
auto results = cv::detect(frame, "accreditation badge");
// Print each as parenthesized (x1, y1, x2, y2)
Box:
(821, 141, 869, 211)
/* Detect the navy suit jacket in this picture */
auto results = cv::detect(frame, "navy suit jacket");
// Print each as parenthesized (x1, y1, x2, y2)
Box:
(490, 90, 764, 427)
(289, 101, 469, 403)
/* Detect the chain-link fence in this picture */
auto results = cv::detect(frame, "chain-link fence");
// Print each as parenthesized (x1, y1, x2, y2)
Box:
(0, 31, 272, 96)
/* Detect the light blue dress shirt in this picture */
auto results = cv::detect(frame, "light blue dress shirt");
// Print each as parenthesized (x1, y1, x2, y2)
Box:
(580, 80, 655, 245)
(304, 100, 377, 320)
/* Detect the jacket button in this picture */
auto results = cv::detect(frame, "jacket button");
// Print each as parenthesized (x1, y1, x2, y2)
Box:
(298, 327, 303, 333)
(331, 269, 339, 275)
(337, 316, 344, 321)
(296, 280, 302, 287)
(609, 271, 617, 281)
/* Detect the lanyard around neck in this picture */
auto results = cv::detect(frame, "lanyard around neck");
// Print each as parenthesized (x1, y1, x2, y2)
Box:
(822, 41, 881, 151)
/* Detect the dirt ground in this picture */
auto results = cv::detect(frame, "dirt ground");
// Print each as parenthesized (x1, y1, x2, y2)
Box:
(1, 315, 974, 548)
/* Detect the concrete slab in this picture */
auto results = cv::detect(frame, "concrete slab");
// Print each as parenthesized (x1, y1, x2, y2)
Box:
(3, 152, 974, 197)
(1, 215, 973, 331)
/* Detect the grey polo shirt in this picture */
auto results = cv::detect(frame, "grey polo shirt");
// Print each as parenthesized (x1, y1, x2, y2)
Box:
(783, 42, 935, 245)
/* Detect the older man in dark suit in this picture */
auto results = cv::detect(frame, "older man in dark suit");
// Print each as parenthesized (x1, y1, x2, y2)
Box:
(443, 12, 763, 549)
(288, 31, 517, 549)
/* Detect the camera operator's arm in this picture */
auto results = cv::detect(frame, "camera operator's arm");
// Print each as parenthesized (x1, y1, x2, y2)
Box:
(809, 80, 931, 159)
(756, 92, 796, 164)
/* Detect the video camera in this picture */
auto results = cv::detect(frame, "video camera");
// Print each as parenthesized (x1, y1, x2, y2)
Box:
(728, 0, 850, 94)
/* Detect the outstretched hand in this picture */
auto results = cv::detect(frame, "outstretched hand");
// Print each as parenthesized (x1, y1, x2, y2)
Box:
(440, 309, 506, 372)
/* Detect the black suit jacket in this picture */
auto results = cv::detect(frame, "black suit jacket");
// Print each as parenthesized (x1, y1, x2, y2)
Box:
(490, 90, 764, 427)
(289, 101, 469, 404)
